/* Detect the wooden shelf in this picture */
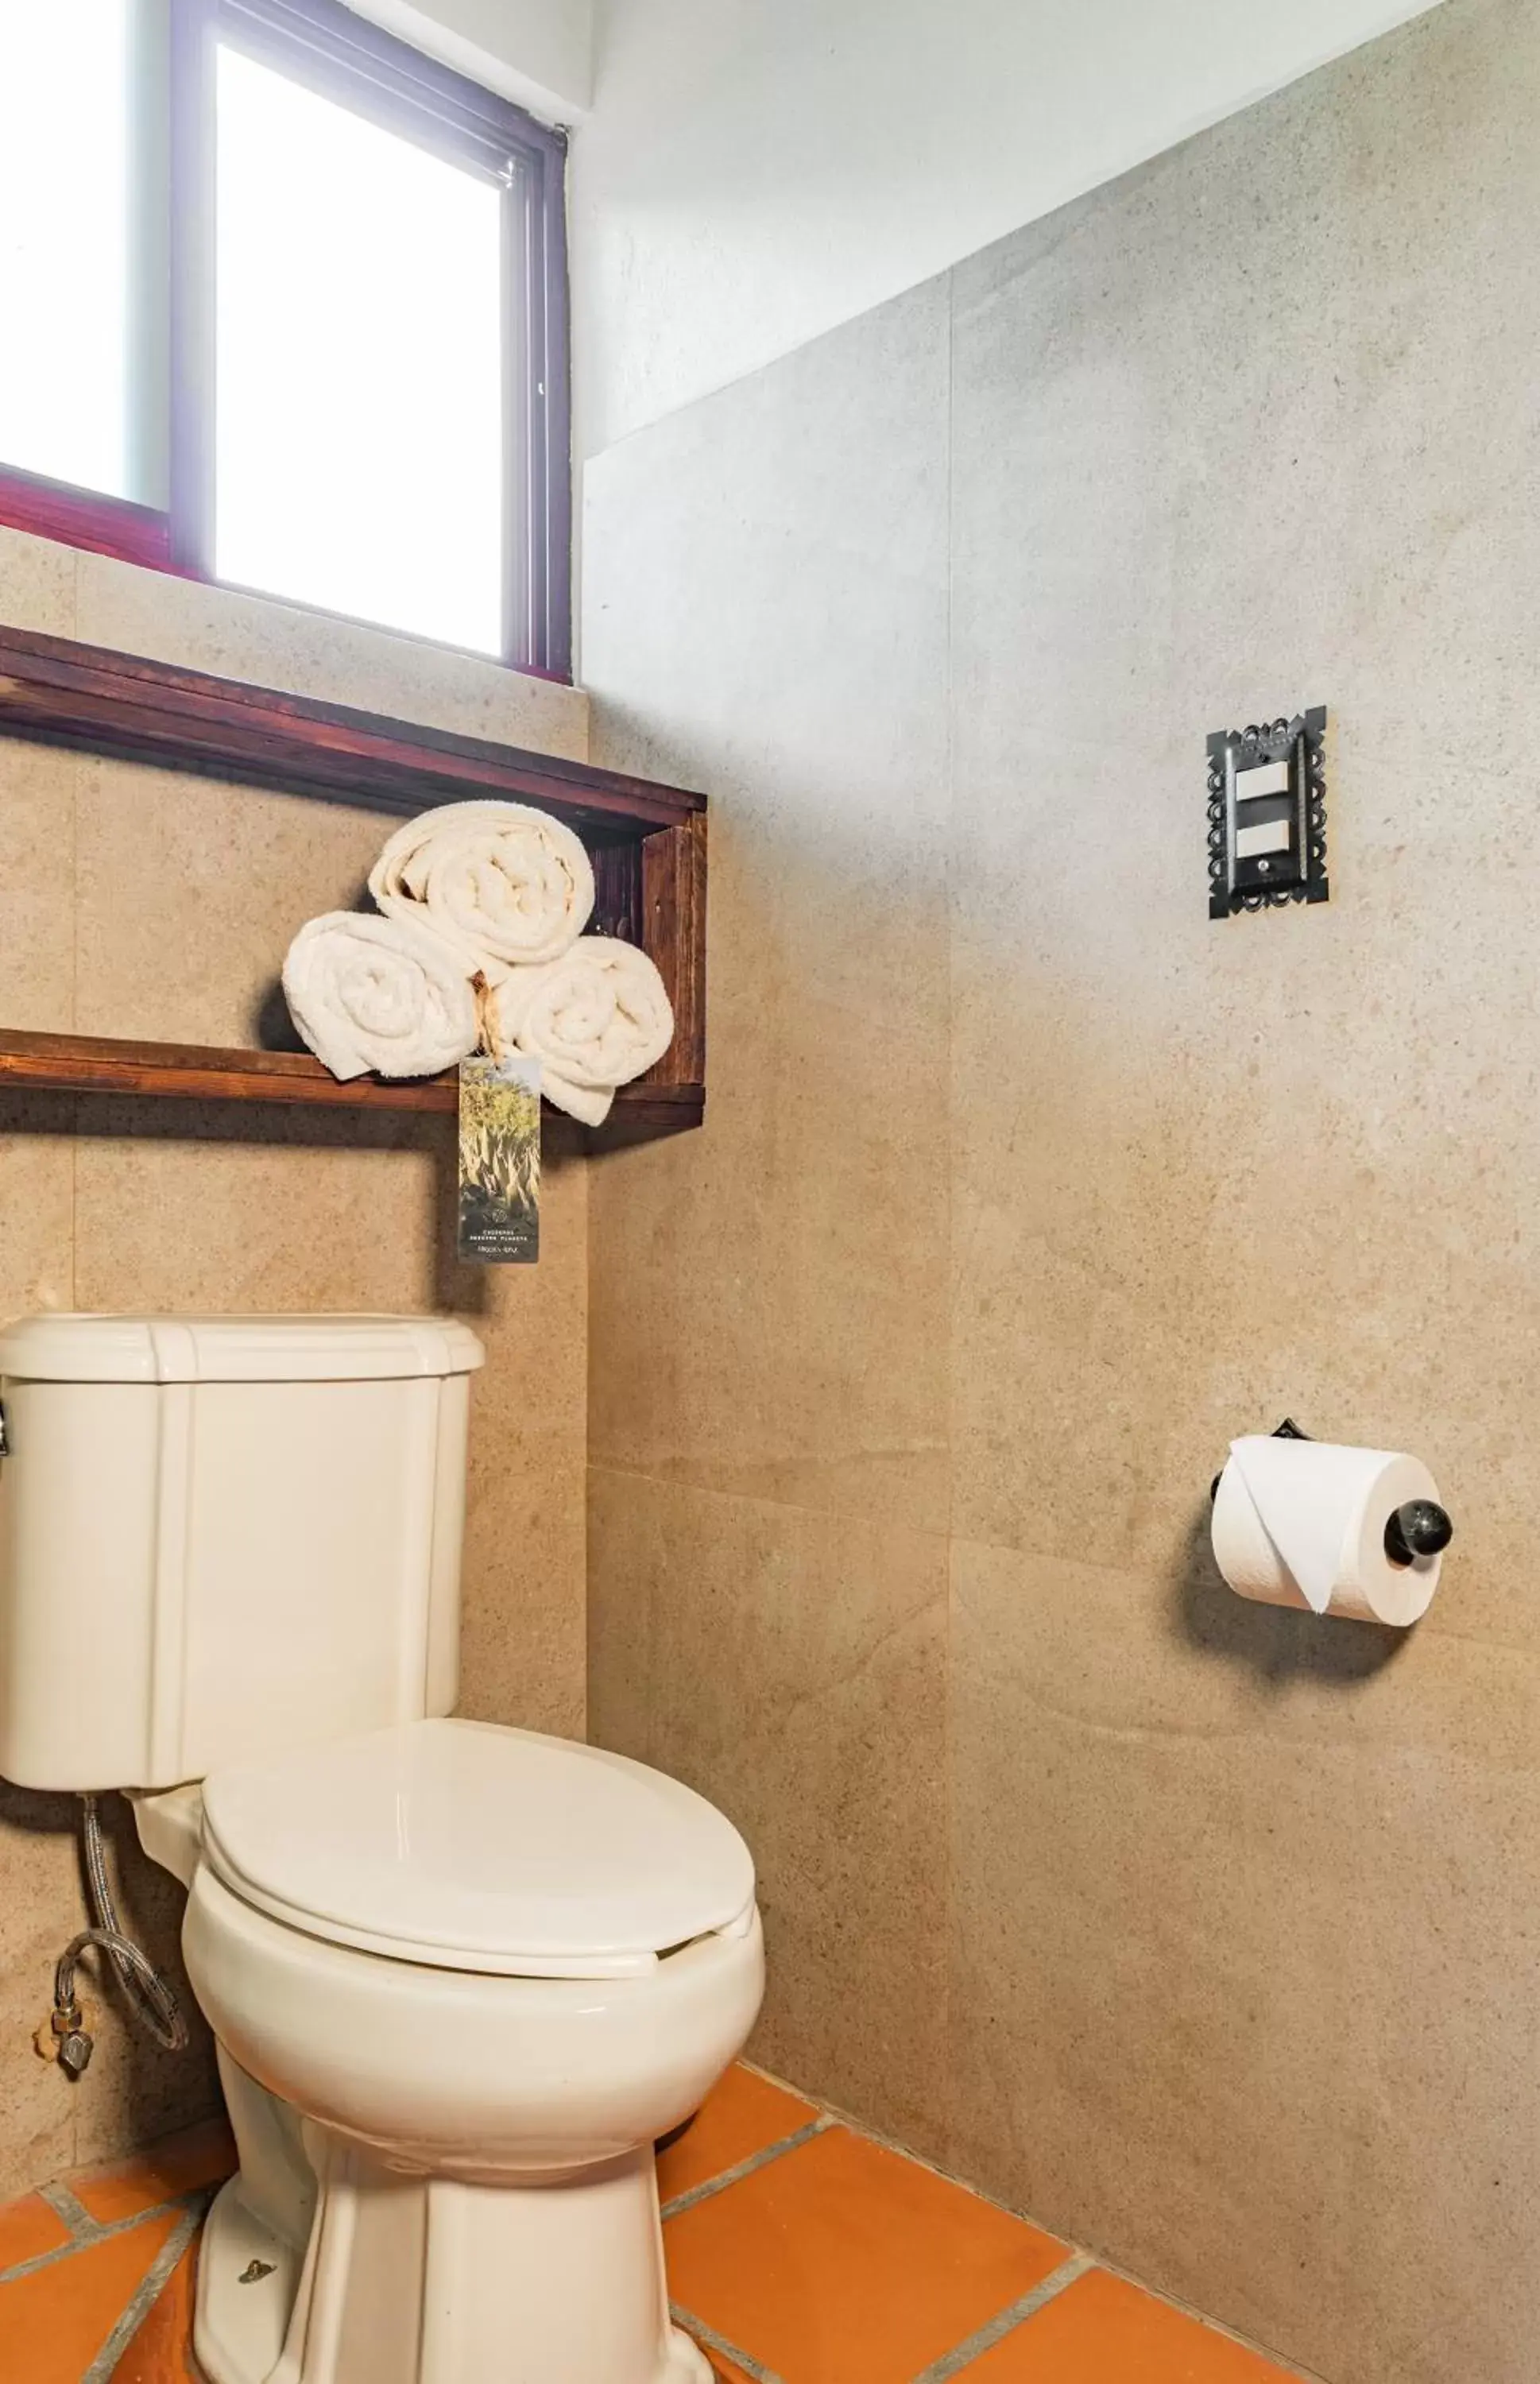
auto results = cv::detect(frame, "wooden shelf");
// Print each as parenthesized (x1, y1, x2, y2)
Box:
(0, 627, 708, 1143)
(0, 626, 703, 832)
(0, 1032, 704, 1142)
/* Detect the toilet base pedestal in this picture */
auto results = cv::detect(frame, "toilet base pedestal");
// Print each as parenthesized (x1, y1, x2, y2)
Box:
(195, 2123, 708, 2384)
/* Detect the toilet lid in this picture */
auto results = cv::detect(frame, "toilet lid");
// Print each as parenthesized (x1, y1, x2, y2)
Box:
(199, 1719, 756, 1980)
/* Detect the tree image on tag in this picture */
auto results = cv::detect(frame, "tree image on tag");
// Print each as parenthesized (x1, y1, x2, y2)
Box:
(458, 1055, 541, 1263)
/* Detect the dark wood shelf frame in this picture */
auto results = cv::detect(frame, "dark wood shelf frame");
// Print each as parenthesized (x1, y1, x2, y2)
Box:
(0, 1032, 702, 1142)
(0, 628, 706, 1143)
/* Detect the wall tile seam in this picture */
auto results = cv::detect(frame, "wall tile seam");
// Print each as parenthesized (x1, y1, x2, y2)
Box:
(64, 551, 81, 1050)
(944, 1519, 1534, 1665)
(941, 256, 958, 2149)
(65, 548, 83, 1318)
(583, 1458, 953, 1542)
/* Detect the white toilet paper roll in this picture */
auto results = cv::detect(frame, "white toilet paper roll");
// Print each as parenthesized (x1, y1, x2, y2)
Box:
(1210, 1437, 1445, 1627)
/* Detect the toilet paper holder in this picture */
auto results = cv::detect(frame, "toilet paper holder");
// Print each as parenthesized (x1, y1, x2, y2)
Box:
(1210, 1418, 1454, 1563)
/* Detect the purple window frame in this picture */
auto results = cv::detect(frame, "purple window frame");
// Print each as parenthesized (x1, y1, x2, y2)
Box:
(0, 0, 571, 680)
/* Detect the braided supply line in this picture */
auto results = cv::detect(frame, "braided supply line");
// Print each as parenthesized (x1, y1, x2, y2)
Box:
(48, 1794, 189, 2072)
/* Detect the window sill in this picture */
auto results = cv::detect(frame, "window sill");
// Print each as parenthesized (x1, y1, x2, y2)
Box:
(0, 470, 176, 572)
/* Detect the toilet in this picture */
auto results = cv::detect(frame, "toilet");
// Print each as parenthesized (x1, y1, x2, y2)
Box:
(0, 1314, 763, 2384)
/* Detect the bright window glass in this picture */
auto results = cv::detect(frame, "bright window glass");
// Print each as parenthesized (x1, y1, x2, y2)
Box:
(213, 45, 505, 654)
(0, 0, 135, 496)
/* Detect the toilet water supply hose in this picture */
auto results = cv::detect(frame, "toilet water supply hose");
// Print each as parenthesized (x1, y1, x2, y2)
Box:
(48, 1794, 188, 2076)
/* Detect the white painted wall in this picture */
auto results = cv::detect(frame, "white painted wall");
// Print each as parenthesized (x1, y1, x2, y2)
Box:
(346, 0, 593, 122)
(571, 0, 1443, 459)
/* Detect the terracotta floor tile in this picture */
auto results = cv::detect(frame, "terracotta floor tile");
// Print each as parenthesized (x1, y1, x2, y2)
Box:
(0, 2210, 180, 2384)
(108, 2238, 199, 2382)
(959, 2270, 1303, 2382)
(658, 2062, 820, 2203)
(679, 2341, 756, 2384)
(0, 2191, 73, 2273)
(664, 2124, 1067, 2384)
(73, 2117, 237, 2225)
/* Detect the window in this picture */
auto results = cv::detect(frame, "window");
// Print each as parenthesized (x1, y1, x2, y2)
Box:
(0, 2, 149, 506)
(0, 0, 569, 674)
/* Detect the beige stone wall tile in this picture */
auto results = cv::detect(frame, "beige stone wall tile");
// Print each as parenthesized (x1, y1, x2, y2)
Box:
(54, 1790, 222, 2178)
(0, 1097, 75, 2178)
(947, 1532, 1540, 2384)
(581, 10, 1540, 2384)
(0, 743, 77, 1035)
(585, 1469, 655, 1764)
(0, 1096, 75, 1316)
(586, 846, 950, 1532)
(588, 1466, 950, 2163)
(0, 1789, 87, 2200)
(0, 1096, 75, 2185)
(0, 529, 78, 1036)
(69, 1105, 447, 1314)
(447, 1137, 590, 1462)
(0, 537, 590, 2196)
(0, 526, 78, 637)
(459, 1147, 588, 1740)
(72, 764, 396, 1049)
(74, 550, 588, 757)
(948, 733, 1540, 1626)
(459, 1457, 588, 1741)
(584, 280, 952, 1538)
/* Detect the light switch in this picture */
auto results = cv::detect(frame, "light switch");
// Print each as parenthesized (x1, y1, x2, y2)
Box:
(1205, 709, 1329, 917)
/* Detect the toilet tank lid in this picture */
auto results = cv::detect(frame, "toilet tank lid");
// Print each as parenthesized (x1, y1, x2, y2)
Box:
(0, 1314, 486, 1384)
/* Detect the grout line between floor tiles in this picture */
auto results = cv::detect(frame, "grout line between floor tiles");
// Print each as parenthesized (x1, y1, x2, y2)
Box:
(910, 2252, 1097, 2383)
(37, 2179, 102, 2243)
(80, 2201, 204, 2384)
(671, 2301, 787, 2384)
(0, 2189, 208, 2289)
(660, 2115, 834, 2220)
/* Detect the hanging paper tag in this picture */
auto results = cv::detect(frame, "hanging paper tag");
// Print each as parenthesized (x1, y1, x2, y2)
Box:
(458, 1055, 541, 1264)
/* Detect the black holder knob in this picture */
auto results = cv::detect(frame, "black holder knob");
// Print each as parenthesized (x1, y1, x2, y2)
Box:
(1384, 1500, 1453, 1565)
(1212, 1426, 1455, 1575)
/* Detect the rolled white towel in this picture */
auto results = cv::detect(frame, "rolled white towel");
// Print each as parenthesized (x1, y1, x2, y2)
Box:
(482, 936, 675, 1127)
(283, 911, 478, 1081)
(369, 799, 594, 973)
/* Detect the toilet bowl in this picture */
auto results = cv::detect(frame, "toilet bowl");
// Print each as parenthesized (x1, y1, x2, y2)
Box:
(139, 1720, 764, 2384)
(0, 1315, 764, 2384)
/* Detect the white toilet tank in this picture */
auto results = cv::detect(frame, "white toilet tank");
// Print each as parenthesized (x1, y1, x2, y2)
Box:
(0, 1314, 483, 1792)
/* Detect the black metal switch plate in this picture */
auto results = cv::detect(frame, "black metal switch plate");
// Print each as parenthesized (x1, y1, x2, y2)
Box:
(1206, 708, 1328, 918)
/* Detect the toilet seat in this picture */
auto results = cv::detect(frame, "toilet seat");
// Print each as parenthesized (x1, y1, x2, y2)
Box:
(199, 1717, 756, 1980)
